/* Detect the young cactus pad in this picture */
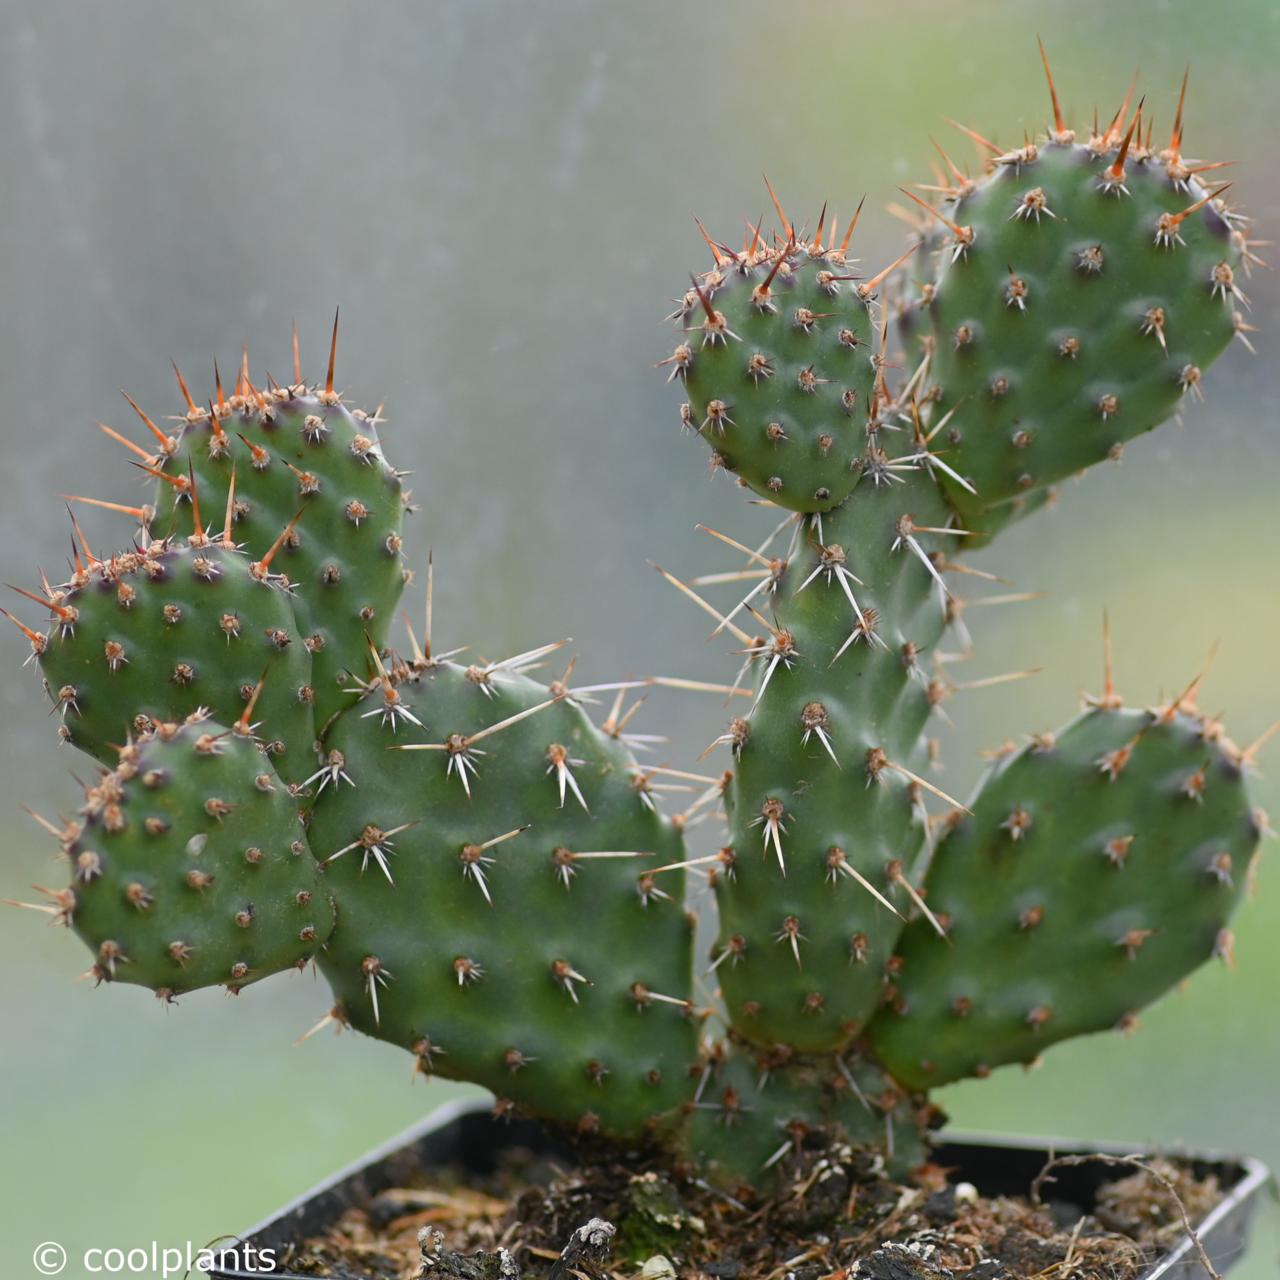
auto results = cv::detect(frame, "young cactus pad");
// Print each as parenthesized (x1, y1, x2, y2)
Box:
(64, 711, 331, 995)
(672, 207, 886, 511)
(3, 52, 1269, 1192)
(152, 325, 409, 727)
(34, 533, 317, 786)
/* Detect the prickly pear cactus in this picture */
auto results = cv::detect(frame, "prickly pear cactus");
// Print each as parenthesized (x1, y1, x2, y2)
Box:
(2, 53, 1269, 1193)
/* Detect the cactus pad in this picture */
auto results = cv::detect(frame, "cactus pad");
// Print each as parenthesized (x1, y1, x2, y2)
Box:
(309, 657, 700, 1140)
(683, 1040, 931, 1187)
(911, 108, 1247, 535)
(152, 347, 408, 725)
(669, 222, 883, 512)
(61, 712, 331, 996)
(34, 535, 316, 785)
(867, 702, 1261, 1089)
(705, 462, 957, 1054)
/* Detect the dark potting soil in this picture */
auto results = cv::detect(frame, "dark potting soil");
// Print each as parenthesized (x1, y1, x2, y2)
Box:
(264, 1139, 1224, 1280)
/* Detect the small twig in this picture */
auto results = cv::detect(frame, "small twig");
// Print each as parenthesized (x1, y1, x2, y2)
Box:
(1061, 1214, 1085, 1269)
(763, 1245, 826, 1280)
(1031, 1151, 1221, 1280)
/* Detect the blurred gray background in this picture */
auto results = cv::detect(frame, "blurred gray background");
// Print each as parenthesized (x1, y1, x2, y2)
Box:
(3, 1, 1278, 1276)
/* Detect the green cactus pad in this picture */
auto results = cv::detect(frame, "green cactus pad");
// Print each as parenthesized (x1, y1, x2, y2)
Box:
(666, 215, 969, 1055)
(35, 536, 316, 785)
(62, 712, 331, 996)
(867, 703, 1261, 1090)
(708, 460, 957, 1054)
(682, 1039, 930, 1188)
(919, 132, 1245, 535)
(309, 658, 700, 1140)
(669, 228, 881, 511)
(152, 362, 407, 726)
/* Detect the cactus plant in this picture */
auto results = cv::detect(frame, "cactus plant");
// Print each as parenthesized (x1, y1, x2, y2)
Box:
(4, 55, 1269, 1197)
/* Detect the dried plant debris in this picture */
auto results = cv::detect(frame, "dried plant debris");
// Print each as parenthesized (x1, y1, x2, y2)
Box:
(271, 1143, 1224, 1280)
(1093, 1158, 1221, 1248)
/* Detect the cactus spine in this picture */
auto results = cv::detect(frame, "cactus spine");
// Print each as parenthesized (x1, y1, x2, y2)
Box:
(4, 53, 1268, 1193)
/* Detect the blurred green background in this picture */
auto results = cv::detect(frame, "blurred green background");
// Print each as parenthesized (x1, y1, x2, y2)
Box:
(2, 1, 1277, 1275)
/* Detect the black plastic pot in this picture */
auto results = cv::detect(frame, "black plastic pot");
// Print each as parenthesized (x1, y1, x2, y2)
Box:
(201, 1098, 1270, 1280)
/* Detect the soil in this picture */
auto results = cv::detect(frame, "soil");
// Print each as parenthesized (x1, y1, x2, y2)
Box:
(268, 1140, 1224, 1280)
